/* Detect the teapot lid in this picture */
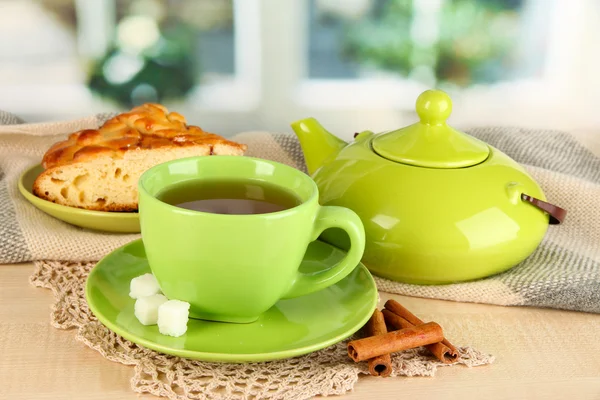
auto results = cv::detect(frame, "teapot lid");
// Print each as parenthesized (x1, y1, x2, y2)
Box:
(371, 90, 489, 168)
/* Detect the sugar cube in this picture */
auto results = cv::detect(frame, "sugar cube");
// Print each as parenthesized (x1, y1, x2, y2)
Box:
(129, 273, 161, 299)
(157, 300, 190, 337)
(134, 294, 168, 325)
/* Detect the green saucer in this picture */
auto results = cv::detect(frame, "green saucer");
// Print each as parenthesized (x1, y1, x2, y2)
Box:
(18, 164, 140, 233)
(85, 239, 377, 362)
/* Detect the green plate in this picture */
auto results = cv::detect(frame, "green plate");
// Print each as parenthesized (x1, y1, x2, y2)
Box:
(85, 239, 378, 362)
(18, 164, 140, 233)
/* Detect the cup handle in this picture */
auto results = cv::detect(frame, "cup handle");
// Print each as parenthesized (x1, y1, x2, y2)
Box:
(282, 205, 365, 299)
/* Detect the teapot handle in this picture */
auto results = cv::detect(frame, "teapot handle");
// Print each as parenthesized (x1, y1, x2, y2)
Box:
(521, 194, 567, 225)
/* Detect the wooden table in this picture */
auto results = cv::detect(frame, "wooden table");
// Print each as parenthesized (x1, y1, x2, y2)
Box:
(2, 263, 600, 400)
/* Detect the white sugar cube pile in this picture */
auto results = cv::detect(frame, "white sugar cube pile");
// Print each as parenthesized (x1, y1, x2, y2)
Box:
(129, 273, 161, 299)
(129, 273, 190, 337)
(158, 300, 191, 337)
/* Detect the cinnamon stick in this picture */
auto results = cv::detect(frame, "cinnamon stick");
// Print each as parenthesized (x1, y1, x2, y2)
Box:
(347, 322, 444, 362)
(382, 309, 458, 364)
(384, 300, 459, 362)
(363, 309, 392, 377)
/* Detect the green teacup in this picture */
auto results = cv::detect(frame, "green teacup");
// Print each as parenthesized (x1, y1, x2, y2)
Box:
(138, 156, 365, 323)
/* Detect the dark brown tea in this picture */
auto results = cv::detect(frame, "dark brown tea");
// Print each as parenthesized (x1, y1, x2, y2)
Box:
(156, 179, 302, 214)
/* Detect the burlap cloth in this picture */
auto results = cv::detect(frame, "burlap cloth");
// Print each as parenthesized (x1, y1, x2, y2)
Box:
(2, 111, 599, 398)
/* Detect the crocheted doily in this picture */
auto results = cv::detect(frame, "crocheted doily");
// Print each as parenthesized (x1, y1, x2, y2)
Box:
(30, 260, 494, 400)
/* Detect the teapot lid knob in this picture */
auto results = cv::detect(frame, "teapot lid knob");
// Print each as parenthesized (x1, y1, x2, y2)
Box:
(416, 90, 452, 125)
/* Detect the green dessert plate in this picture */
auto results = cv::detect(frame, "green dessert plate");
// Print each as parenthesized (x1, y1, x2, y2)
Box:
(85, 238, 378, 362)
(18, 164, 140, 233)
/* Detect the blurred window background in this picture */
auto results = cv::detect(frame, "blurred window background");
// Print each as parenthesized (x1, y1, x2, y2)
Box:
(309, 0, 547, 82)
(0, 0, 598, 140)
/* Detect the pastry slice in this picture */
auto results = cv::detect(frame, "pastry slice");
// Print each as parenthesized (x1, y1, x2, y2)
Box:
(33, 103, 247, 211)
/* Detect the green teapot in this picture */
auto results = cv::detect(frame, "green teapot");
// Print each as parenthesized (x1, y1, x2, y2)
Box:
(291, 89, 565, 284)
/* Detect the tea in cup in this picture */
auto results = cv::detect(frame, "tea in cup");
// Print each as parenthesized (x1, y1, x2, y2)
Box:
(138, 156, 365, 323)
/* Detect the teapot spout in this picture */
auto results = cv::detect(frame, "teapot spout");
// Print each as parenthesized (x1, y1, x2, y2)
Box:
(290, 117, 347, 175)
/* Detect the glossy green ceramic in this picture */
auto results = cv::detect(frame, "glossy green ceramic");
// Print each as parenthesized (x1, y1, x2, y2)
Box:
(85, 239, 378, 362)
(18, 164, 140, 233)
(138, 156, 365, 323)
(291, 90, 550, 284)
